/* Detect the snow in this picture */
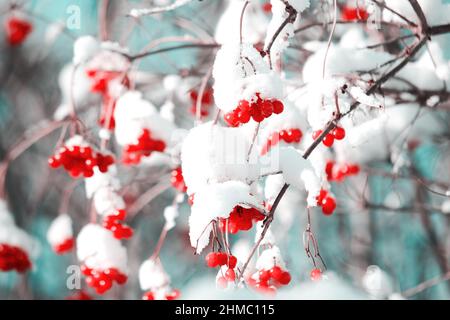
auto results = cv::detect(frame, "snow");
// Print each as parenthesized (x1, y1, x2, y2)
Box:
(254, 221, 275, 246)
(85, 166, 121, 199)
(212, 43, 283, 113)
(47, 214, 73, 246)
(0, 200, 39, 258)
(362, 265, 394, 299)
(164, 205, 179, 230)
(139, 259, 170, 290)
(73, 36, 100, 65)
(93, 187, 126, 216)
(189, 181, 264, 254)
(384, 0, 450, 27)
(77, 223, 127, 272)
(255, 245, 286, 270)
(114, 90, 176, 147)
(263, 0, 309, 64)
(181, 122, 260, 195)
(54, 63, 95, 120)
(215, 0, 268, 45)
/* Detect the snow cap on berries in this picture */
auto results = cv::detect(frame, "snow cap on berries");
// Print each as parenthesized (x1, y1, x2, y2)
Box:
(189, 181, 263, 254)
(47, 214, 73, 247)
(76, 223, 127, 272)
(212, 43, 283, 114)
(181, 122, 260, 195)
(139, 259, 170, 291)
(255, 245, 286, 271)
(114, 91, 175, 147)
(0, 200, 40, 259)
(73, 36, 101, 65)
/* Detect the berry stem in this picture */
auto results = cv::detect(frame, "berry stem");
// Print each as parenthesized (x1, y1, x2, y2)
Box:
(238, 183, 290, 281)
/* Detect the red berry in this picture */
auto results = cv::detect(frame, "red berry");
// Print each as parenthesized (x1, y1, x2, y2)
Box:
(259, 270, 271, 282)
(260, 100, 273, 117)
(316, 189, 328, 204)
(227, 255, 237, 269)
(270, 266, 283, 280)
(312, 130, 323, 140)
(322, 133, 335, 147)
(310, 268, 322, 281)
(278, 271, 291, 285)
(225, 268, 236, 281)
(321, 196, 336, 215)
(272, 100, 284, 114)
(143, 291, 155, 300)
(262, 2, 272, 13)
(5, 17, 33, 46)
(205, 252, 219, 268)
(166, 289, 180, 300)
(217, 252, 228, 266)
(332, 127, 346, 140)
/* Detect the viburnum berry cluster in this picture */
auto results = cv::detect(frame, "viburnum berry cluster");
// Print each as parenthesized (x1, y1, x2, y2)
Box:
(261, 128, 303, 155)
(0, 243, 32, 273)
(206, 252, 238, 286)
(122, 129, 166, 165)
(48, 137, 115, 178)
(224, 94, 284, 127)
(247, 265, 291, 295)
(325, 160, 360, 182)
(171, 167, 187, 193)
(218, 206, 265, 234)
(5, 16, 32, 46)
(81, 264, 127, 295)
(47, 214, 74, 255)
(312, 126, 346, 148)
(341, 6, 369, 21)
(316, 189, 337, 215)
(189, 88, 214, 118)
(102, 209, 133, 240)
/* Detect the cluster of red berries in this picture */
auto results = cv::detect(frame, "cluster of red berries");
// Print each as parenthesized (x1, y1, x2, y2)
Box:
(0, 243, 32, 273)
(102, 209, 133, 240)
(66, 290, 93, 300)
(123, 129, 166, 165)
(171, 167, 187, 192)
(224, 94, 284, 127)
(247, 266, 291, 295)
(205, 252, 238, 286)
(316, 189, 336, 215)
(261, 128, 303, 155)
(53, 238, 74, 255)
(142, 289, 180, 300)
(310, 268, 322, 281)
(5, 17, 32, 46)
(341, 6, 369, 21)
(325, 160, 360, 182)
(218, 206, 265, 234)
(48, 145, 115, 178)
(189, 88, 213, 118)
(81, 264, 127, 295)
(312, 126, 345, 148)
(86, 69, 131, 130)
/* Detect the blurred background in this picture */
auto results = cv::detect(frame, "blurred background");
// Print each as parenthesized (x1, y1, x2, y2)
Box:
(0, 0, 450, 300)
